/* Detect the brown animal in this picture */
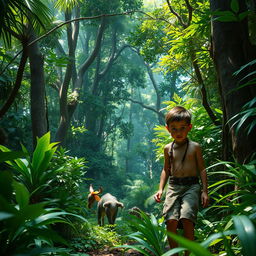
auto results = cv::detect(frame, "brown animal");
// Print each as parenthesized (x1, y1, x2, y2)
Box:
(87, 185, 124, 226)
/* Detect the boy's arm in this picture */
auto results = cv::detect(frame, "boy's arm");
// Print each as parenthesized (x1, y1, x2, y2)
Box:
(154, 146, 170, 202)
(196, 144, 209, 208)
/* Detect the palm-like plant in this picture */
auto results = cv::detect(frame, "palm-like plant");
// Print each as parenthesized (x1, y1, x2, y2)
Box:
(208, 161, 256, 217)
(0, 171, 85, 255)
(196, 160, 256, 255)
(0, 132, 60, 202)
(0, 0, 51, 46)
(118, 211, 167, 256)
(0, 0, 52, 120)
(119, 210, 256, 256)
(0, 133, 87, 255)
(118, 211, 213, 256)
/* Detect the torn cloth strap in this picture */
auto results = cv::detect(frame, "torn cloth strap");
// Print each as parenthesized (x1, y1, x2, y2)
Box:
(168, 139, 189, 175)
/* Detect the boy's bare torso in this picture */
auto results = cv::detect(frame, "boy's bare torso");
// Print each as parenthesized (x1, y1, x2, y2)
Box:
(165, 140, 199, 178)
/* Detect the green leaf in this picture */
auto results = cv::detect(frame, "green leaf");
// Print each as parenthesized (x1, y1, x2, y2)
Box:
(214, 108, 223, 114)
(213, 11, 238, 22)
(37, 148, 56, 175)
(17, 203, 46, 223)
(231, 0, 239, 13)
(166, 232, 212, 256)
(32, 132, 51, 172)
(201, 230, 235, 247)
(233, 59, 256, 76)
(0, 151, 26, 163)
(0, 211, 14, 220)
(233, 215, 256, 256)
(238, 11, 249, 21)
(162, 247, 185, 256)
(13, 181, 30, 209)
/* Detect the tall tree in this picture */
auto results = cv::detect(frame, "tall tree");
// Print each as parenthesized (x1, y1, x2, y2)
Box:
(0, 0, 51, 146)
(210, 0, 256, 163)
(165, 0, 220, 126)
(54, 0, 143, 144)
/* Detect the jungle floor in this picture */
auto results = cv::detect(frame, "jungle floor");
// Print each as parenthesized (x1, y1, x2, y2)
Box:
(86, 246, 143, 255)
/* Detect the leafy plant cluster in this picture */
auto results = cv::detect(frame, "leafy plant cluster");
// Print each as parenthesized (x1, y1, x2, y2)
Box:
(69, 222, 129, 254)
(0, 132, 87, 255)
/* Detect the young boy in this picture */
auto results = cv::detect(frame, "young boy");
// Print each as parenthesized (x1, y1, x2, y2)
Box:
(154, 106, 209, 255)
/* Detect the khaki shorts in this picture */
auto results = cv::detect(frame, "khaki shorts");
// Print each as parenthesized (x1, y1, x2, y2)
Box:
(163, 183, 200, 225)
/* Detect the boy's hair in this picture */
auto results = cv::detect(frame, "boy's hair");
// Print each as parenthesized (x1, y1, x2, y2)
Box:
(165, 106, 191, 126)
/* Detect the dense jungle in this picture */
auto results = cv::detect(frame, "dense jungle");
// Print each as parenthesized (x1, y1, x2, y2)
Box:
(0, 0, 255, 255)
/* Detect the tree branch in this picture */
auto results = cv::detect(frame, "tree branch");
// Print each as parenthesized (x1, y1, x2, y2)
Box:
(128, 98, 165, 118)
(0, 10, 171, 76)
(184, 0, 193, 25)
(166, 0, 186, 27)
(191, 57, 221, 126)
(0, 43, 28, 118)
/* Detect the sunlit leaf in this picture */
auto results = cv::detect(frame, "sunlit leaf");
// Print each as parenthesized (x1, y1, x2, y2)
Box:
(13, 181, 30, 209)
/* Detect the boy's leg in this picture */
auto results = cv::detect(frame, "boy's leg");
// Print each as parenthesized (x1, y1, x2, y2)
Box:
(166, 219, 179, 256)
(181, 218, 194, 256)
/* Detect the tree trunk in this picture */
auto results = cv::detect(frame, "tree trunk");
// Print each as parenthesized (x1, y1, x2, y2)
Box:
(126, 100, 133, 174)
(210, 0, 256, 163)
(85, 24, 118, 134)
(145, 63, 165, 125)
(28, 33, 48, 146)
(0, 44, 28, 119)
(55, 17, 106, 144)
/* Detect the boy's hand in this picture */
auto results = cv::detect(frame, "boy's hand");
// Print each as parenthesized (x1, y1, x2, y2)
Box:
(201, 191, 209, 208)
(154, 190, 163, 203)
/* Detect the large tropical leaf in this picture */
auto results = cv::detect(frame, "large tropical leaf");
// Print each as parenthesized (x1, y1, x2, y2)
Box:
(118, 211, 167, 256)
(0, 0, 52, 46)
(233, 215, 256, 256)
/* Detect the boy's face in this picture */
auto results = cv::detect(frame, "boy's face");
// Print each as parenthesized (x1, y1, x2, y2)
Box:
(166, 120, 192, 143)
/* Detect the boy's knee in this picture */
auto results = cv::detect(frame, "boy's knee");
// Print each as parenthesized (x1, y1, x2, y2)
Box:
(180, 218, 194, 226)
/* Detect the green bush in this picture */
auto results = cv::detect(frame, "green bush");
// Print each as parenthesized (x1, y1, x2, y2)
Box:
(48, 147, 88, 215)
(0, 171, 73, 255)
(0, 133, 87, 255)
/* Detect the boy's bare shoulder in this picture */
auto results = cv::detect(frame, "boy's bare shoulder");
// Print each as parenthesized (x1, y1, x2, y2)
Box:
(164, 142, 173, 152)
(189, 140, 201, 150)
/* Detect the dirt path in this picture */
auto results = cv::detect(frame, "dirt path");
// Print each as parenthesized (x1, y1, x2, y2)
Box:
(86, 246, 142, 256)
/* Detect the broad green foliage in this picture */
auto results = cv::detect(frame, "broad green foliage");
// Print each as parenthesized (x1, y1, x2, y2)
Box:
(212, 0, 249, 22)
(54, 0, 83, 11)
(48, 147, 88, 214)
(82, 0, 142, 16)
(128, 9, 167, 63)
(208, 161, 256, 217)
(0, 0, 52, 46)
(160, 0, 212, 71)
(0, 133, 88, 255)
(233, 215, 256, 256)
(119, 206, 256, 256)
(69, 222, 128, 253)
(229, 58, 256, 138)
(0, 171, 75, 255)
(0, 132, 59, 202)
(118, 211, 167, 256)
(230, 97, 256, 137)
(196, 160, 256, 255)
